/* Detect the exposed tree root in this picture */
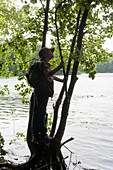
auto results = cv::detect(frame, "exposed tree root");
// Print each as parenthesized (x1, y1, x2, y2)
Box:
(0, 138, 67, 170)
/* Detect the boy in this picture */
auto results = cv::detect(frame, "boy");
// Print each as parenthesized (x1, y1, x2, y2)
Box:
(32, 47, 64, 142)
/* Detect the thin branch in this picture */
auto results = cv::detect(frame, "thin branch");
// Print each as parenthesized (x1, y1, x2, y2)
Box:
(50, 84, 65, 137)
(42, 0, 50, 47)
(66, 8, 81, 78)
(55, 7, 90, 144)
(50, 7, 81, 138)
(39, 0, 45, 12)
(55, 0, 68, 97)
(68, 7, 90, 98)
(68, 151, 73, 168)
(60, 137, 74, 149)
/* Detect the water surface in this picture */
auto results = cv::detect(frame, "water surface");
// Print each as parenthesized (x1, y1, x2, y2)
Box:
(0, 74, 113, 170)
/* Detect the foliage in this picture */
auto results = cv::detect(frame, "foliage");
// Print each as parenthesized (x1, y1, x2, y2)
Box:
(15, 75, 32, 104)
(0, 0, 113, 81)
(0, 0, 43, 78)
(0, 85, 10, 96)
(47, 113, 53, 134)
(9, 132, 26, 145)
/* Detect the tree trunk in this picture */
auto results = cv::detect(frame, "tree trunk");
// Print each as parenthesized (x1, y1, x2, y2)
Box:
(42, 0, 50, 48)
(52, 7, 89, 149)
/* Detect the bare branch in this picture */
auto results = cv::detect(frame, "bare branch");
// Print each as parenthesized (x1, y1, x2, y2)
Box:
(55, 0, 68, 96)
(66, 8, 81, 78)
(50, 7, 81, 139)
(42, 0, 50, 47)
(60, 137, 74, 149)
(39, 0, 45, 12)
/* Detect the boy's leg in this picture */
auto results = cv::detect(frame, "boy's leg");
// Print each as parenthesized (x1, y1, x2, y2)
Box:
(32, 92, 48, 140)
(37, 95, 48, 138)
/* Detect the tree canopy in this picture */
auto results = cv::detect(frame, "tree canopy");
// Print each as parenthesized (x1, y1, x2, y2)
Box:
(0, 0, 113, 79)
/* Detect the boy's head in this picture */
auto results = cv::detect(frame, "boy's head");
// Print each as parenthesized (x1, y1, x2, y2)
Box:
(39, 47, 55, 60)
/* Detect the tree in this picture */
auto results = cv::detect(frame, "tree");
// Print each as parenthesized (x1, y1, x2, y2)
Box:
(96, 59, 113, 72)
(0, 0, 113, 169)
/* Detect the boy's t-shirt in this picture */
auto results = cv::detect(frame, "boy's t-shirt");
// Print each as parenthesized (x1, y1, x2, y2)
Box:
(35, 60, 54, 97)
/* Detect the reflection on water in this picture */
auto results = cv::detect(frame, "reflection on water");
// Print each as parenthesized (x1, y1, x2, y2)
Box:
(0, 74, 113, 170)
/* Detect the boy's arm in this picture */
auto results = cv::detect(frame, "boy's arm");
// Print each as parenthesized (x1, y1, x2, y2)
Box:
(43, 61, 64, 77)
(53, 75, 64, 82)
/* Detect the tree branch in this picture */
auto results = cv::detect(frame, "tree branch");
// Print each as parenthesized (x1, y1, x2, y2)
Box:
(68, 7, 90, 99)
(39, 0, 45, 12)
(66, 8, 81, 77)
(60, 137, 74, 148)
(55, 0, 68, 96)
(50, 8, 81, 138)
(42, 0, 50, 47)
(55, 7, 90, 145)
(50, 85, 65, 137)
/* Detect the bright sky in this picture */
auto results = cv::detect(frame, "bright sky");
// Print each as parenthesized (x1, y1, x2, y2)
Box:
(103, 38, 113, 52)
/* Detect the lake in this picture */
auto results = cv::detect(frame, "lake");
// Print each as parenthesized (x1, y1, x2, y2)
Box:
(0, 73, 113, 170)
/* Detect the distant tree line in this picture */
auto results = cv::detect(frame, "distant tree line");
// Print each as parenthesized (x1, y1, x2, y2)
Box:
(96, 59, 113, 73)
(77, 59, 113, 74)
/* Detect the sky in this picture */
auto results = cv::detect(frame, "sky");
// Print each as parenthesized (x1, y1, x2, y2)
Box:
(103, 38, 113, 52)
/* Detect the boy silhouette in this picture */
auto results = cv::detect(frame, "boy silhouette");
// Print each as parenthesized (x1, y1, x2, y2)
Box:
(32, 47, 64, 142)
